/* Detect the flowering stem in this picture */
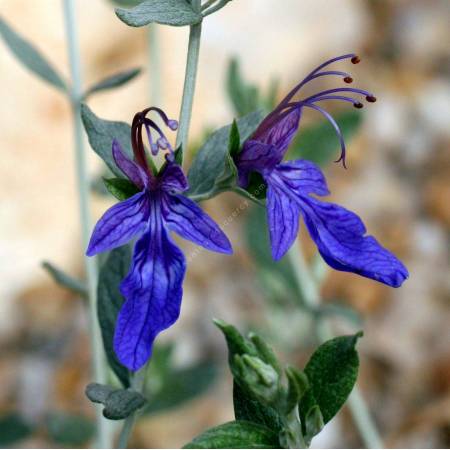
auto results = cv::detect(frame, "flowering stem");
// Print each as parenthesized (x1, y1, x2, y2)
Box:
(116, 367, 148, 449)
(175, 0, 202, 152)
(147, 24, 161, 105)
(117, 415, 136, 449)
(287, 237, 383, 449)
(62, 1, 110, 447)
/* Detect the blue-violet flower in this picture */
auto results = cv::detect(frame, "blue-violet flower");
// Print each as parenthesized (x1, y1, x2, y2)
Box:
(235, 54, 408, 287)
(87, 107, 232, 371)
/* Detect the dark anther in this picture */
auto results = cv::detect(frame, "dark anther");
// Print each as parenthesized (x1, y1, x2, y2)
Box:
(343, 76, 353, 83)
(354, 102, 364, 109)
(351, 55, 360, 64)
(366, 95, 377, 103)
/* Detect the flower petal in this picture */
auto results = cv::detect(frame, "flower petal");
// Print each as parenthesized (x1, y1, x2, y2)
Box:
(274, 159, 329, 197)
(266, 180, 301, 261)
(159, 161, 188, 193)
(112, 139, 148, 189)
(86, 191, 149, 256)
(300, 197, 409, 287)
(162, 194, 233, 254)
(113, 222, 186, 371)
(236, 140, 280, 187)
(254, 107, 301, 156)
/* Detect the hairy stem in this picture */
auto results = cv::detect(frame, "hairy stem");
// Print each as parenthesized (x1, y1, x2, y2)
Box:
(147, 24, 161, 105)
(116, 367, 148, 449)
(62, 1, 110, 447)
(287, 237, 383, 449)
(175, 0, 202, 153)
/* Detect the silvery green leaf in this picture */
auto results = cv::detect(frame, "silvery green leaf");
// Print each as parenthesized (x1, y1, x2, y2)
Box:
(187, 111, 264, 199)
(85, 383, 116, 404)
(84, 67, 142, 99)
(183, 420, 279, 449)
(116, 0, 202, 27)
(102, 389, 146, 420)
(103, 177, 140, 201)
(0, 16, 67, 92)
(42, 261, 87, 298)
(299, 333, 362, 429)
(97, 246, 132, 387)
(81, 104, 133, 178)
(284, 367, 309, 414)
(304, 405, 324, 444)
(85, 383, 146, 420)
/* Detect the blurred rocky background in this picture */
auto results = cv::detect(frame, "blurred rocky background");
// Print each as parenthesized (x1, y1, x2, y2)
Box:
(0, 0, 449, 448)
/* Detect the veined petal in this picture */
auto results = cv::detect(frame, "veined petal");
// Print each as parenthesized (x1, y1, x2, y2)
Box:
(266, 180, 301, 261)
(300, 197, 409, 287)
(274, 159, 329, 197)
(86, 191, 149, 256)
(112, 139, 148, 189)
(162, 194, 232, 254)
(257, 107, 301, 154)
(237, 140, 280, 187)
(159, 161, 188, 193)
(113, 205, 186, 371)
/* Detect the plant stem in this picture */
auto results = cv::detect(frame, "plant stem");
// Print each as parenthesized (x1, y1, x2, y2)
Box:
(175, 0, 202, 152)
(147, 24, 161, 105)
(202, 0, 232, 17)
(117, 414, 136, 449)
(287, 237, 383, 449)
(62, 1, 110, 447)
(116, 366, 148, 449)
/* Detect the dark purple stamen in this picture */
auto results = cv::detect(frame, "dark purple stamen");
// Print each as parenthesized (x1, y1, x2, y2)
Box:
(252, 53, 376, 167)
(130, 107, 178, 172)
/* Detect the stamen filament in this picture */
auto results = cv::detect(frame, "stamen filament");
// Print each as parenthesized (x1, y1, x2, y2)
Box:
(303, 103, 347, 167)
(302, 87, 373, 103)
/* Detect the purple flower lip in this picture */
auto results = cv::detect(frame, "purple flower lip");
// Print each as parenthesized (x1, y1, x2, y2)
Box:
(131, 107, 179, 175)
(86, 106, 232, 371)
(251, 53, 377, 168)
(234, 55, 408, 287)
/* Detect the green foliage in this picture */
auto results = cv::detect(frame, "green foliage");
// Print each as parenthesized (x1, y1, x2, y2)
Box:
(183, 420, 279, 449)
(187, 111, 264, 200)
(84, 67, 142, 99)
(205, 320, 362, 448)
(103, 177, 140, 201)
(109, 0, 143, 7)
(42, 261, 87, 298)
(228, 119, 241, 158)
(300, 333, 362, 429)
(0, 413, 33, 446)
(288, 110, 362, 166)
(233, 383, 283, 433)
(97, 246, 131, 387)
(226, 57, 277, 117)
(115, 0, 202, 27)
(46, 413, 95, 446)
(85, 383, 146, 420)
(81, 104, 133, 178)
(0, 16, 67, 92)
